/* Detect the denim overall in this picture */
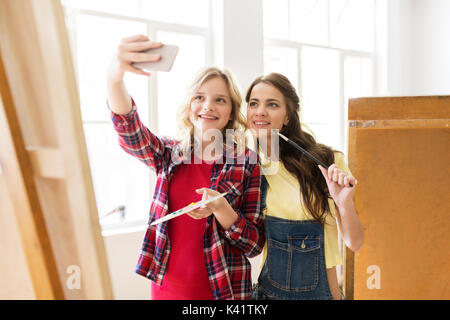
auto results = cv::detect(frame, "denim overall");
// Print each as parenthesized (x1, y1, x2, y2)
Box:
(253, 176, 334, 300)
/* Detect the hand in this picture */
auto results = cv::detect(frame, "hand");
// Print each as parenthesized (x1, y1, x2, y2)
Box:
(187, 188, 229, 220)
(318, 164, 357, 209)
(107, 34, 163, 83)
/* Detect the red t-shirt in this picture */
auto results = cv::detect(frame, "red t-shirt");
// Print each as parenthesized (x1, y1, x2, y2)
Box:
(151, 159, 223, 300)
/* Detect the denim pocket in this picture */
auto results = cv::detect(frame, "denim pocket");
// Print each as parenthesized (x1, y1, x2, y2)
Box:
(267, 236, 320, 292)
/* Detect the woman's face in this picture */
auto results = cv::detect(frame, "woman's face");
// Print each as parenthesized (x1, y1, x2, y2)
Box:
(189, 77, 233, 135)
(247, 82, 289, 139)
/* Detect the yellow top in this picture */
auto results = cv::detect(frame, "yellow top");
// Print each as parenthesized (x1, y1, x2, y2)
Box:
(260, 151, 352, 269)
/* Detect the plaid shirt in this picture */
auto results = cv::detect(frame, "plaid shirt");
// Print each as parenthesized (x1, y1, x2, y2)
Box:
(110, 100, 265, 300)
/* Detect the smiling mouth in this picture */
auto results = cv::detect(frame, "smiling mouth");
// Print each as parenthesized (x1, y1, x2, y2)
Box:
(199, 114, 219, 120)
(253, 121, 271, 126)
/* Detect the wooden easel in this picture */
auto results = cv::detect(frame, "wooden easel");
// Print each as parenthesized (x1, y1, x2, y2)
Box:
(345, 96, 450, 299)
(0, 0, 113, 299)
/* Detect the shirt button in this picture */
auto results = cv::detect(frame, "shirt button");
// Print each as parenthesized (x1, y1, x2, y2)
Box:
(225, 231, 230, 237)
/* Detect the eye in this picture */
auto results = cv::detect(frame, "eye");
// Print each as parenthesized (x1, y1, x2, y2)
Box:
(249, 101, 258, 107)
(193, 95, 203, 101)
(217, 98, 226, 103)
(268, 103, 279, 108)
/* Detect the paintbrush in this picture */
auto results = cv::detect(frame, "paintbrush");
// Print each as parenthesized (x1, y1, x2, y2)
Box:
(275, 131, 354, 188)
(150, 192, 228, 226)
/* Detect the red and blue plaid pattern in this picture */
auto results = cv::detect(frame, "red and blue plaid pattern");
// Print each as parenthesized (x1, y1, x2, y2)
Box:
(110, 100, 265, 300)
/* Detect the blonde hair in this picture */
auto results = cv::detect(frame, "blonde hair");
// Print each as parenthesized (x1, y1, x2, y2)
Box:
(176, 66, 247, 155)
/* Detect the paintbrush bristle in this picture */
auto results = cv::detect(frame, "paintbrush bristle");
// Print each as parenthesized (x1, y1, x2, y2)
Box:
(274, 131, 289, 141)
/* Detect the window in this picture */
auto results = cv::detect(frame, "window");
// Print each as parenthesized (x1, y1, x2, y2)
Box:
(263, 0, 376, 153)
(61, 0, 210, 231)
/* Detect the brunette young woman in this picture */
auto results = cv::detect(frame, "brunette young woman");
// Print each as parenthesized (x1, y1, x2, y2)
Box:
(246, 73, 364, 300)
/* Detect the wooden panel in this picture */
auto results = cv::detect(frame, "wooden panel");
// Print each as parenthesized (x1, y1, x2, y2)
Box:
(0, 50, 64, 300)
(0, 164, 36, 300)
(0, 0, 113, 299)
(349, 96, 450, 120)
(346, 96, 450, 300)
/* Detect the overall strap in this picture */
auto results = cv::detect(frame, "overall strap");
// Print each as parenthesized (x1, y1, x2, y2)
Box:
(260, 175, 269, 212)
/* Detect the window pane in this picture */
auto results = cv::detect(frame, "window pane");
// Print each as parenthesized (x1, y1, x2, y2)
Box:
(301, 46, 340, 150)
(141, 0, 209, 27)
(289, 0, 328, 45)
(329, 0, 375, 51)
(263, 0, 289, 39)
(264, 46, 298, 90)
(62, 0, 142, 17)
(76, 14, 148, 122)
(83, 123, 150, 224)
(62, 0, 209, 27)
(156, 32, 206, 138)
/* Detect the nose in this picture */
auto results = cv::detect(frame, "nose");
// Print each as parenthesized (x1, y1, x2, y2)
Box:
(255, 104, 267, 117)
(201, 98, 215, 112)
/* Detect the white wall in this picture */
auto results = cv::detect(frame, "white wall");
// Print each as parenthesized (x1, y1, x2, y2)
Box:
(211, 0, 264, 93)
(386, 0, 414, 96)
(411, 0, 450, 95)
(103, 229, 150, 300)
(386, 0, 450, 96)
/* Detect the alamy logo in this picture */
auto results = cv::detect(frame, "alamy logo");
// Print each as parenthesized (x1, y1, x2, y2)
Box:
(66, 265, 81, 290)
(366, 265, 381, 290)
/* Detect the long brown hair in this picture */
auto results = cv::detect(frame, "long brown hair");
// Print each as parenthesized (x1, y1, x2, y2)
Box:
(245, 72, 337, 226)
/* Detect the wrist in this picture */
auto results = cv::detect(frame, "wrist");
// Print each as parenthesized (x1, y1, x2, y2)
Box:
(213, 202, 238, 229)
(107, 60, 125, 85)
(107, 72, 124, 87)
(336, 200, 355, 213)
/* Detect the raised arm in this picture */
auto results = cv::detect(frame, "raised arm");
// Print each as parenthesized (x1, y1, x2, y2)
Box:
(107, 34, 162, 115)
(318, 153, 364, 252)
(107, 35, 173, 171)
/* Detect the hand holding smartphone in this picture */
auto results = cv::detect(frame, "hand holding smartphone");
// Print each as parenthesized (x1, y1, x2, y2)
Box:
(132, 44, 179, 72)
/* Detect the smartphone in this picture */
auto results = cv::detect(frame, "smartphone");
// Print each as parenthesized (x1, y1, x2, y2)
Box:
(132, 44, 179, 72)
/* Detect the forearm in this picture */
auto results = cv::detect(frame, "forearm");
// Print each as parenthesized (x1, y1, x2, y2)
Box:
(213, 202, 238, 230)
(214, 204, 265, 258)
(336, 201, 364, 252)
(110, 95, 166, 171)
(107, 78, 133, 115)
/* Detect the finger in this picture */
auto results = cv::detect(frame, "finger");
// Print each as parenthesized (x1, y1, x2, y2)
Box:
(123, 64, 151, 76)
(333, 168, 343, 183)
(121, 34, 149, 43)
(196, 188, 207, 195)
(188, 209, 204, 219)
(188, 208, 211, 219)
(328, 164, 337, 181)
(331, 167, 340, 182)
(318, 165, 330, 182)
(197, 207, 212, 215)
(343, 175, 350, 187)
(187, 212, 201, 219)
(119, 41, 163, 53)
(120, 51, 161, 63)
(338, 172, 346, 186)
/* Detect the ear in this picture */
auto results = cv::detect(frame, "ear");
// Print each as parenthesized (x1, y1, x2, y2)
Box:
(283, 116, 289, 126)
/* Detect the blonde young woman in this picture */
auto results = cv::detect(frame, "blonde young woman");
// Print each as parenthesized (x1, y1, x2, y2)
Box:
(107, 35, 265, 300)
(246, 73, 364, 300)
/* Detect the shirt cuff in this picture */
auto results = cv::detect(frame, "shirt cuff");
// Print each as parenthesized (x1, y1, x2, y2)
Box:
(108, 97, 137, 126)
(223, 212, 246, 242)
